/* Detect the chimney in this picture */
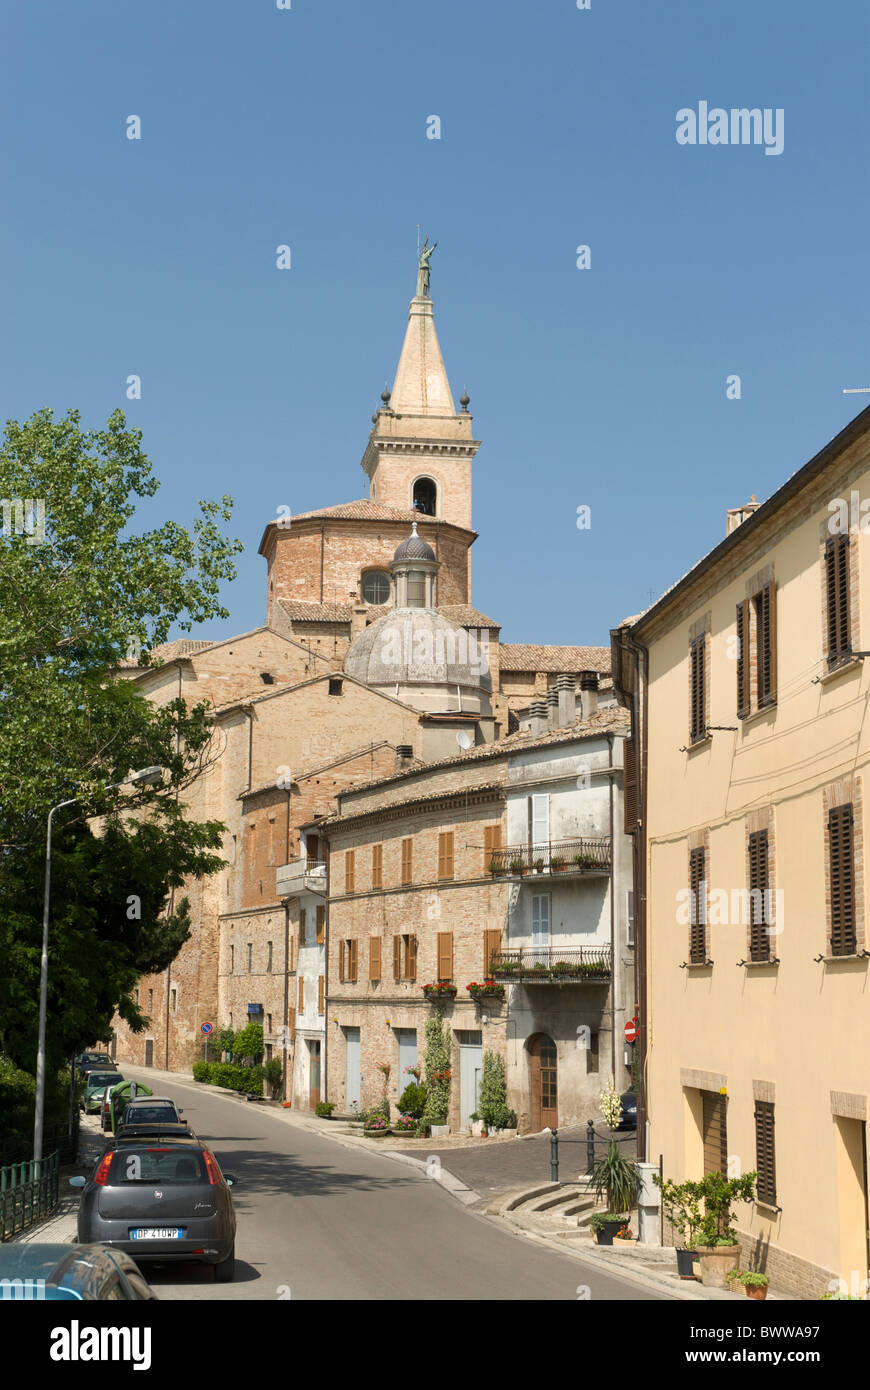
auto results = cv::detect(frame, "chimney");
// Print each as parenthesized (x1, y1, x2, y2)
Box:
(350, 590, 367, 638)
(395, 744, 414, 772)
(546, 687, 560, 731)
(726, 494, 761, 536)
(556, 673, 576, 727)
(528, 699, 548, 736)
(580, 670, 599, 719)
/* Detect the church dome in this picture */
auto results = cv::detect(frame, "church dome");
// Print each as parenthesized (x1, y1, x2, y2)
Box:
(343, 608, 492, 698)
(393, 522, 435, 562)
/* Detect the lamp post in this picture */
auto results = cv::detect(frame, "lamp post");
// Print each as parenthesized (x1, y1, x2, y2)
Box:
(34, 765, 164, 1162)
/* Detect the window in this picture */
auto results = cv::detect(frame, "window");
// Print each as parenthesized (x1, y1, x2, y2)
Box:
(247, 943, 252, 973)
(531, 895, 550, 950)
(437, 931, 454, 981)
(267, 941, 273, 973)
(406, 570, 426, 607)
(825, 534, 851, 666)
(372, 843, 383, 890)
(300, 907, 307, 945)
(317, 976, 324, 1014)
(170, 988, 177, 1012)
(623, 738, 638, 833)
(148, 989, 153, 1010)
(401, 837, 413, 885)
(298, 977, 304, 1011)
(345, 850, 355, 893)
(316, 906, 325, 945)
(626, 890, 635, 949)
(394, 934, 417, 981)
(328, 678, 343, 696)
(484, 928, 501, 975)
(483, 825, 502, 874)
(754, 584, 776, 707)
(438, 832, 454, 880)
(702, 1091, 728, 1176)
(736, 601, 750, 719)
(689, 847, 707, 963)
(529, 794, 550, 850)
(737, 584, 777, 717)
(267, 1013, 272, 1033)
(412, 477, 437, 515)
(828, 803, 857, 956)
(362, 570, 391, 605)
(689, 635, 706, 741)
(339, 939, 358, 983)
(754, 1101, 777, 1206)
(370, 935, 382, 981)
(748, 831, 770, 962)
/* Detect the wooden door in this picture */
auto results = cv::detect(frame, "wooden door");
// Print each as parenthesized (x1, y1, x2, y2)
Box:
(308, 1040, 321, 1110)
(529, 1034, 558, 1130)
(144, 1039, 154, 1068)
(702, 1091, 728, 1175)
(345, 1028, 361, 1109)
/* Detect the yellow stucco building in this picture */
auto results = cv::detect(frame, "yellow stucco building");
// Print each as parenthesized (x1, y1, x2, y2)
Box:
(612, 405, 870, 1299)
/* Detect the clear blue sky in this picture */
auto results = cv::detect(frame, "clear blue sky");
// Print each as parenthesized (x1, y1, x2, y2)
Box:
(4, 0, 869, 646)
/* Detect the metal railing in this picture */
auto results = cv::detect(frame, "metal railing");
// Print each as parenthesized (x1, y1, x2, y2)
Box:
(549, 1123, 638, 1183)
(491, 946, 612, 981)
(488, 837, 611, 876)
(0, 1116, 78, 1170)
(0, 1151, 60, 1241)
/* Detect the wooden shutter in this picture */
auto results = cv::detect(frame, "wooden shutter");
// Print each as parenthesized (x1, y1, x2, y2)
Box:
(748, 830, 769, 962)
(438, 831, 454, 880)
(339, 940, 345, 983)
(409, 935, 418, 981)
(315, 905, 325, 944)
(372, 843, 383, 889)
(349, 939, 358, 983)
(370, 935, 381, 981)
(829, 803, 857, 956)
(825, 535, 851, 662)
(484, 928, 501, 975)
(736, 600, 750, 719)
(287, 1006, 296, 1041)
(345, 850, 355, 893)
(702, 1092, 728, 1176)
(317, 975, 324, 1014)
(754, 1101, 776, 1205)
(623, 737, 637, 832)
(690, 635, 706, 740)
(437, 931, 453, 981)
(530, 793, 550, 850)
(689, 846, 706, 963)
(401, 837, 413, 885)
(484, 825, 502, 872)
(298, 976, 305, 1011)
(299, 907, 306, 944)
(393, 935, 401, 981)
(755, 584, 775, 707)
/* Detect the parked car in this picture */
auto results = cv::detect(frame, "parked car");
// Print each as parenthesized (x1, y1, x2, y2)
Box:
(0, 1243, 157, 1300)
(77, 1053, 117, 1075)
(617, 1089, 637, 1131)
(100, 1079, 153, 1133)
(70, 1138, 238, 1282)
(118, 1098, 187, 1129)
(83, 1072, 125, 1114)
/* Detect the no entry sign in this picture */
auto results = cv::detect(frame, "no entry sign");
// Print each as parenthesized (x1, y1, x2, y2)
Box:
(624, 1019, 638, 1044)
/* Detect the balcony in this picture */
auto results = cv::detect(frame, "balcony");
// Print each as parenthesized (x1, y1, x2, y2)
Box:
(275, 858, 328, 898)
(491, 946, 612, 984)
(488, 837, 611, 879)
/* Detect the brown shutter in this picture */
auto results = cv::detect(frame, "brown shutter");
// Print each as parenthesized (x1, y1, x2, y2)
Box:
(393, 935, 401, 981)
(316, 905, 325, 944)
(349, 939, 358, 983)
(748, 830, 769, 962)
(401, 837, 413, 885)
(736, 600, 750, 719)
(689, 846, 706, 964)
(372, 844, 382, 889)
(484, 928, 501, 975)
(763, 583, 777, 704)
(484, 825, 502, 872)
(702, 1092, 728, 1176)
(345, 850, 355, 893)
(623, 737, 637, 832)
(339, 940, 345, 983)
(754, 1101, 776, 1206)
(317, 976, 324, 1014)
(826, 535, 851, 662)
(409, 935, 418, 981)
(829, 803, 856, 956)
(437, 931, 453, 981)
(690, 635, 706, 741)
(287, 1006, 296, 1041)
(438, 831, 454, 879)
(370, 935, 381, 981)
(298, 976, 305, 1011)
(299, 907, 306, 942)
(756, 584, 775, 707)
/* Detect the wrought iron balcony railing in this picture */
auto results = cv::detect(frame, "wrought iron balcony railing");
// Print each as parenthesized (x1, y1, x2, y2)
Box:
(488, 837, 611, 877)
(490, 946, 612, 982)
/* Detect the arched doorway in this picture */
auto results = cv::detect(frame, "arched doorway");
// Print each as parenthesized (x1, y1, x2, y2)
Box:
(528, 1034, 558, 1130)
(412, 477, 437, 516)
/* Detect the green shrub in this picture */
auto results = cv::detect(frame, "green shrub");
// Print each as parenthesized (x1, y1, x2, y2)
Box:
(215, 1027, 236, 1059)
(263, 1057, 283, 1097)
(192, 1061, 211, 1083)
(479, 1051, 512, 1130)
(233, 1023, 264, 1063)
(195, 1062, 265, 1095)
(315, 1101, 335, 1118)
(397, 1082, 428, 1118)
(422, 1016, 450, 1126)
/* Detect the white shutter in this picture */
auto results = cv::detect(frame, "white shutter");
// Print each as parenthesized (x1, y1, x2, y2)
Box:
(531, 894, 551, 950)
(530, 794, 550, 855)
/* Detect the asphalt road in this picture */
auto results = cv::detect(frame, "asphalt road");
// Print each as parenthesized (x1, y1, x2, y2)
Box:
(115, 1065, 662, 1301)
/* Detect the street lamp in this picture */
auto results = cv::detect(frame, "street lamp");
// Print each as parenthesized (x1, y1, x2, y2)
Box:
(34, 765, 165, 1162)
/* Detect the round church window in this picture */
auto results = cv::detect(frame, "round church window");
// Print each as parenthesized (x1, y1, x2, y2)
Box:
(362, 571, 391, 605)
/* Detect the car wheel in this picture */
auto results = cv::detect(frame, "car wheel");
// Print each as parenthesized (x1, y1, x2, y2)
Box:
(214, 1247, 235, 1283)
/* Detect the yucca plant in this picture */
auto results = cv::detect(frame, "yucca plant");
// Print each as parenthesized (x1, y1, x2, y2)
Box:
(590, 1141, 641, 1217)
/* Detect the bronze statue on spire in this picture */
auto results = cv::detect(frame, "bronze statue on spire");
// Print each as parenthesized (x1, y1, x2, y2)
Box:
(416, 236, 437, 298)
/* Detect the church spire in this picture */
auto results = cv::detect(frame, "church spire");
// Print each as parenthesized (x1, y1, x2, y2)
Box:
(388, 239, 456, 417)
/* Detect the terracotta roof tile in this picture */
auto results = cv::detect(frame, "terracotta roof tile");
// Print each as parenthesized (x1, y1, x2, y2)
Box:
(498, 644, 611, 674)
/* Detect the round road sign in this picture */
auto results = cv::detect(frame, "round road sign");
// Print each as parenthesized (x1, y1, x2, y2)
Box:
(201, 1022, 213, 1035)
(624, 1019, 638, 1044)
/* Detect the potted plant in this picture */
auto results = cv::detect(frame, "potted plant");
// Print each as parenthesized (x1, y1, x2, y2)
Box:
(467, 979, 506, 1002)
(726, 1269, 770, 1301)
(422, 980, 457, 1001)
(363, 1114, 391, 1136)
(508, 858, 524, 876)
(392, 1114, 417, 1136)
(654, 1175, 703, 1278)
(692, 1171, 757, 1287)
(488, 857, 501, 877)
(314, 1100, 335, 1119)
(550, 854, 567, 872)
(533, 857, 545, 874)
(613, 1222, 636, 1245)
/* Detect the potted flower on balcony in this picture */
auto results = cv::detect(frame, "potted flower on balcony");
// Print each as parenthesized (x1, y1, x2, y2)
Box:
(422, 980, 457, 1002)
(467, 979, 506, 1003)
(692, 1171, 757, 1287)
(508, 857, 524, 876)
(488, 857, 501, 877)
(492, 958, 519, 977)
(550, 854, 567, 873)
(533, 856, 545, 874)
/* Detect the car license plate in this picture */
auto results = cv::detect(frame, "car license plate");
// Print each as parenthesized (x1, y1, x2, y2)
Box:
(131, 1228, 183, 1240)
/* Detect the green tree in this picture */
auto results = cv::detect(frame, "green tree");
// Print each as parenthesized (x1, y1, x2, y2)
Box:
(422, 1015, 451, 1126)
(0, 407, 243, 1072)
(233, 1023, 264, 1063)
(478, 1050, 515, 1130)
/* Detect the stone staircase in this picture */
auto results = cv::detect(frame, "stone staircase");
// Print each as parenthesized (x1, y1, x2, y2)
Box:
(489, 1181, 599, 1240)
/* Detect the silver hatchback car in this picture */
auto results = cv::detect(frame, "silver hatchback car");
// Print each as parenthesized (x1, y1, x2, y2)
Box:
(70, 1138, 238, 1281)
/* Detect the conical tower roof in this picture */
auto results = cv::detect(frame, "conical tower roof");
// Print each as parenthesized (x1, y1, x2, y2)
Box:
(389, 293, 456, 417)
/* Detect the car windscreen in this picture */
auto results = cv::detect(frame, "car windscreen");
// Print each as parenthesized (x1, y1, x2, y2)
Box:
(121, 1106, 177, 1125)
(107, 1149, 208, 1184)
(87, 1074, 118, 1089)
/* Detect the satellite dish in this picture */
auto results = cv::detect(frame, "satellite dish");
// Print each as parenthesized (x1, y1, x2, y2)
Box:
(456, 730, 472, 751)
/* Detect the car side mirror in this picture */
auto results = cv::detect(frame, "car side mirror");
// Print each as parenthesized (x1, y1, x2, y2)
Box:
(224, 1175, 238, 1186)
(68, 1176, 86, 1188)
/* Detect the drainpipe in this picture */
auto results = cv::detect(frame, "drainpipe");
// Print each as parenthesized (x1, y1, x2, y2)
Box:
(607, 732, 616, 1085)
(282, 901, 290, 1101)
(620, 629, 649, 1164)
(322, 834, 329, 1107)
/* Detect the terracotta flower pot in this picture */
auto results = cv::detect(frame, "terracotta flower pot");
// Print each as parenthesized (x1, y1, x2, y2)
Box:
(696, 1245, 741, 1288)
(745, 1284, 768, 1300)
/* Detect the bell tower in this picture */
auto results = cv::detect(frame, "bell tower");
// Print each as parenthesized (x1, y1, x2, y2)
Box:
(361, 243, 480, 533)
